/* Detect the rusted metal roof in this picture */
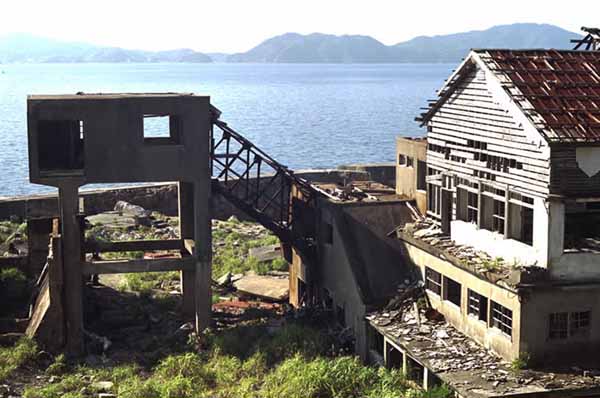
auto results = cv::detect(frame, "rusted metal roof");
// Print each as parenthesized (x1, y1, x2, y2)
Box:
(418, 49, 600, 144)
(478, 49, 600, 144)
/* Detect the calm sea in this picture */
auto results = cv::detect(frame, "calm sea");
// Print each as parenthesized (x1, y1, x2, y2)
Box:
(0, 63, 452, 197)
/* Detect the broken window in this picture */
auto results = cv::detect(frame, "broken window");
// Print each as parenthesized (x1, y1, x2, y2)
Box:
(425, 267, 442, 295)
(427, 184, 442, 218)
(491, 301, 513, 338)
(468, 290, 488, 322)
(406, 156, 414, 168)
(571, 311, 591, 336)
(143, 114, 181, 145)
(549, 312, 569, 340)
(564, 201, 600, 252)
(549, 311, 591, 340)
(444, 277, 461, 307)
(492, 199, 505, 234)
(398, 154, 407, 166)
(37, 120, 84, 173)
(416, 160, 426, 191)
(467, 191, 478, 224)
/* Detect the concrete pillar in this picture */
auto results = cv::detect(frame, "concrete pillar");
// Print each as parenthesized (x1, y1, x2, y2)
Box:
(178, 182, 196, 320)
(533, 198, 564, 268)
(194, 179, 212, 332)
(402, 350, 408, 376)
(58, 183, 83, 356)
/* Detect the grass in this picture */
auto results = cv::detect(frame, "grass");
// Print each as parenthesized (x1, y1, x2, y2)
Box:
(21, 321, 449, 398)
(0, 337, 38, 382)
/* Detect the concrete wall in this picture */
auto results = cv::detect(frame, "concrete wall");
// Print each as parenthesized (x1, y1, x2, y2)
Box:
(395, 137, 427, 214)
(317, 208, 369, 358)
(28, 94, 211, 186)
(402, 242, 521, 361)
(338, 163, 396, 188)
(521, 285, 600, 365)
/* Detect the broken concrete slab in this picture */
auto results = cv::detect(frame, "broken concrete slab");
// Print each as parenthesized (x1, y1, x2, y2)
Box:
(248, 244, 282, 263)
(86, 211, 138, 230)
(233, 273, 289, 301)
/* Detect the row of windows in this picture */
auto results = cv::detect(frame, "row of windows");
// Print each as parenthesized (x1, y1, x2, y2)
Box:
(398, 154, 414, 167)
(425, 267, 513, 338)
(549, 311, 591, 340)
(426, 267, 594, 342)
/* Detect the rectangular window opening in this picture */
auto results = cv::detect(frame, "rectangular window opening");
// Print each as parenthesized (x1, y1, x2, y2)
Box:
(467, 191, 479, 224)
(491, 301, 513, 338)
(444, 277, 462, 307)
(492, 199, 506, 235)
(425, 267, 442, 295)
(143, 114, 181, 145)
(549, 312, 569, 340)
(417, 160, 426, 191)
(38, 119, 85, 173)
(468, 290, 488, 322)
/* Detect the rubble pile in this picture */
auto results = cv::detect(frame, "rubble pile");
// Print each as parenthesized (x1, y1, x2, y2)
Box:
(368, 290, 600, 396)
(400, 219, 515, 280)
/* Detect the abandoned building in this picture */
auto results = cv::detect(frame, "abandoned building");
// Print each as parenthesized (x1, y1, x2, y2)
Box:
(4, 28, 600, 398)
(367, 49, 600, 396)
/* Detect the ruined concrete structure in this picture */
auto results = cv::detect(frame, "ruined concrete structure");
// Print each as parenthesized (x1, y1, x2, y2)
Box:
(372, 50, 600, 396)
(27, 94, 212, 355)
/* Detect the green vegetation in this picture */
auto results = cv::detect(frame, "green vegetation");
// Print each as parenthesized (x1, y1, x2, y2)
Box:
(120, 271, 180, 295)
(212, 220, 285, 279)
(20, 322, 450, 398)
(510, 352, 531, 371)
(0, 337, 38, 382)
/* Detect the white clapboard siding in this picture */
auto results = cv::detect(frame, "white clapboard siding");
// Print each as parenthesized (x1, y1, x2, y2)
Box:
(426, 67, 550, 199)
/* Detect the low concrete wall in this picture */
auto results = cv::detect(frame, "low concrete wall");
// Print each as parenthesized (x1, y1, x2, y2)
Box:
(338, 163, 395, 188)
(0, 168, 376, 221)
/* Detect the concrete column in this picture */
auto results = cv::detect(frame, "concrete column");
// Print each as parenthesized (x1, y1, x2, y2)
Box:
(178, 182, 196, 320)
(58, 183, 83, 356)
(533, 198, 564, 268)
(383, 338, 388, 366)
(194, 179, 212, 332)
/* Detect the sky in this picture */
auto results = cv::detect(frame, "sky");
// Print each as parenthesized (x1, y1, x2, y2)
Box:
(0, 0, 597, 53)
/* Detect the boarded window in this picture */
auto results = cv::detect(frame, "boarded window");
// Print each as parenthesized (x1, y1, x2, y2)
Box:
(444, 277, 462, 307)
(425, 267, 442, 295)
(468, 290, 488, 322)
(38, 120, 84, 173)
(143, 114, 181, 145)
(491, 301, 513, 338)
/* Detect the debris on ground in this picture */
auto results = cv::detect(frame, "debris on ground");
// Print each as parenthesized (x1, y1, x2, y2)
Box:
(233, 272, 289, 301)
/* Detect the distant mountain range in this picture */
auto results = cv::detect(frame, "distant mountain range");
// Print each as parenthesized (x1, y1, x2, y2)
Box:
(0, 33, 212, 63)
(0, 24, 581, 64)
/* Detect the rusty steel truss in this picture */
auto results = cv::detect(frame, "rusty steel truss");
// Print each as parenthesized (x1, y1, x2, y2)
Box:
(209, 107, 317, 255)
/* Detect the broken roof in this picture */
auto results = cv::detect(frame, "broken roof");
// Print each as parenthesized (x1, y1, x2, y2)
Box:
(368, 289, 600, 397)
(419, 49, 600, 144)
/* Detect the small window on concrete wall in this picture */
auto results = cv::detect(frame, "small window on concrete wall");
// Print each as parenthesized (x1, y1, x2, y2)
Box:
(143, 114, 181, 145)
(549, 312, 568, 340)
(491, 301, 513, 338)
(444, 277, 461, 307)
(549, 311, 591, 340)
(468, 290, 488, 322)
(425, 267, 442, 295)
(38, 120, 84, 173)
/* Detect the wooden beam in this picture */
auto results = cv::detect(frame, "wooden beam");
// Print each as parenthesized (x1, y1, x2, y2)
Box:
(84, 239, 183, 253)
(81, 256, 195, 275)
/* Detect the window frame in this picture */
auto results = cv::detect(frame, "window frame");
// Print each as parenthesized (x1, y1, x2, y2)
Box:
(491, 301, 513, 339)
(468, 289, 488, 322)
(425, 267, 442, 296)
